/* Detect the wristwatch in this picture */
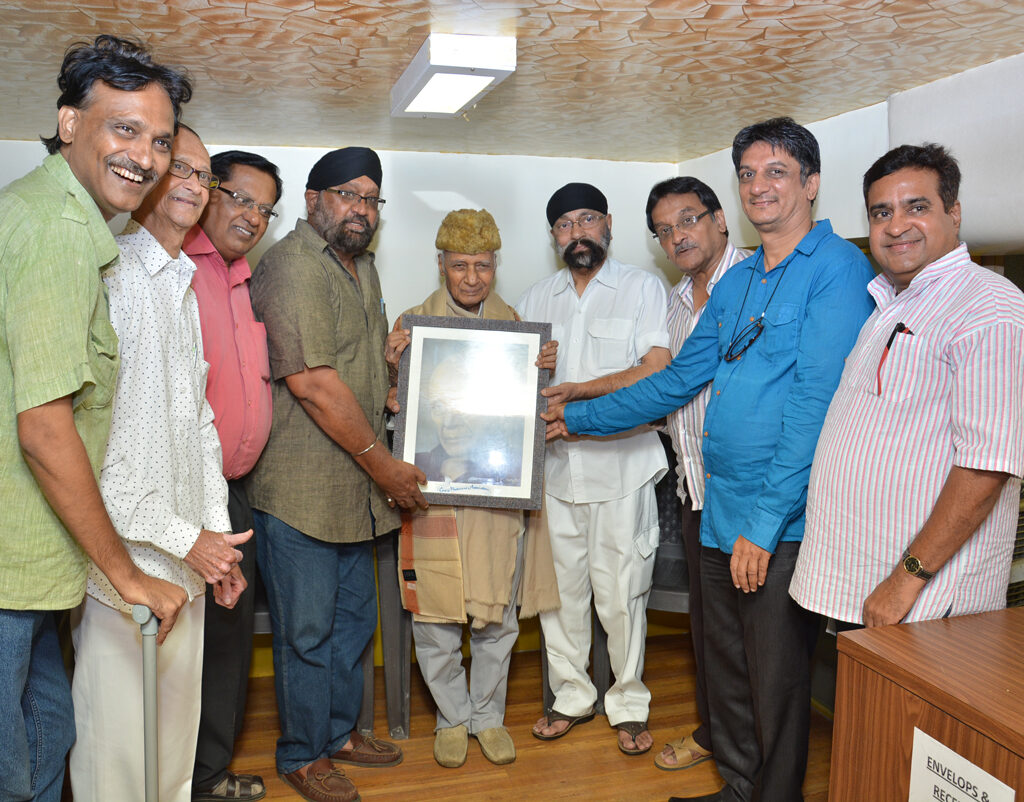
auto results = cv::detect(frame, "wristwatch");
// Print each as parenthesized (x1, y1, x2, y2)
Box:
(901, 548, 935, 582)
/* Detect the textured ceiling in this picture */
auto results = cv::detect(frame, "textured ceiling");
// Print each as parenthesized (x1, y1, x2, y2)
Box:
(2, 0, 1023, 162)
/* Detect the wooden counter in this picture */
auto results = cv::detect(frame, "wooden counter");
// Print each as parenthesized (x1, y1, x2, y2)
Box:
(830, 607, 1024, 800)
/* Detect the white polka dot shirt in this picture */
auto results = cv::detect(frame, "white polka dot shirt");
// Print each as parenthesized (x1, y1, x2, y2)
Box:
(89, 220, 231, 611)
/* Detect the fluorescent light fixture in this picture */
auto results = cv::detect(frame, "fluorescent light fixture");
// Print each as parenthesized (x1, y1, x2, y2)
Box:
(391, 33, 516, 119)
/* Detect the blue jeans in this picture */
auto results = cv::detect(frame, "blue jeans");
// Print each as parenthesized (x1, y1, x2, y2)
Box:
(0, 609, 76, 802)
(253, 510, 377, 774)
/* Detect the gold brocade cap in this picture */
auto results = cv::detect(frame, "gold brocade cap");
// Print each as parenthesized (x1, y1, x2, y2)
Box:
(435, 208, 501, 253)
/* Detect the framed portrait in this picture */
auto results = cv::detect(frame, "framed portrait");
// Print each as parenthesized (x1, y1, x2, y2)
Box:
(392, 314, 552, 510)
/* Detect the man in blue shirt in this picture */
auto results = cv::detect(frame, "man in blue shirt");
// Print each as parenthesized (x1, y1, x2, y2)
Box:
(545, 118, 875, 802)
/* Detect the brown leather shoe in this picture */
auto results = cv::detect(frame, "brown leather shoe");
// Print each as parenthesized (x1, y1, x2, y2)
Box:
(280, 758, 359, 802)
(330, 732, 403, 768)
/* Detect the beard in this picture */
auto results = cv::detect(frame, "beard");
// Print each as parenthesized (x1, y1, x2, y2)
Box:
(310, 194, 378, 256)
(561, 228, 610, 271)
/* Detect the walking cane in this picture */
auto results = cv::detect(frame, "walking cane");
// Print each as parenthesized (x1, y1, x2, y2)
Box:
(132, 604, 160, 802)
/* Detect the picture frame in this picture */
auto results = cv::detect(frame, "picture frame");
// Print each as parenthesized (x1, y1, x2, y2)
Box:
(392, 314, 552, 510)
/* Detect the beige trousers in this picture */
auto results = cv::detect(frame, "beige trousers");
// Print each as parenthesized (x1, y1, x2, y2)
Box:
(70, 593, 205, 802)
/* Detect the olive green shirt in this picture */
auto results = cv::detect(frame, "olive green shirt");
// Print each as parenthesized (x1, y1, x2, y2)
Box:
(247, 218, 399, 542)
(0, 154, 120, 610)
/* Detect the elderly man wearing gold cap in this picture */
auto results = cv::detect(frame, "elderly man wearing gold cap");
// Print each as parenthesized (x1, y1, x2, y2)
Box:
(386, 209, 560, 769)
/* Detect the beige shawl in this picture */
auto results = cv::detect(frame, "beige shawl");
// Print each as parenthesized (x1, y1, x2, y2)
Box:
(397, 286, 559, 626)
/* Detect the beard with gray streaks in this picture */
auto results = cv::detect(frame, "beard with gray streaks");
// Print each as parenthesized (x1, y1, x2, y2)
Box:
(561, 227, 611, 272)
(310, 193, 378, 256)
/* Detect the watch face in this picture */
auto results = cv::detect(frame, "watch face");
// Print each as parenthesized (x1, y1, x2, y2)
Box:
(904, 555, 922, 575)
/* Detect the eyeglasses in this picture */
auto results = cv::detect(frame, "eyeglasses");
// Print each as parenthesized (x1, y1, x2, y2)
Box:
(323, 188, 386, 209)
(216, 186, 278, 220)
(553, 213, 606, 234)
(723, 253, 788, 362)
(167, 159, 219, 189)
(652, 209, 712, 241)
(724, 318, 764, 362)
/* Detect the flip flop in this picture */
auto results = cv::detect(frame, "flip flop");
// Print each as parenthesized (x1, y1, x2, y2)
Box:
(616, 720, 652, 755)
(532, 708, 596, 741)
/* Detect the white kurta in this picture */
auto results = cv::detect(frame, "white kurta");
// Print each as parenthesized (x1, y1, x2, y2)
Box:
(517, 257, 668, 724)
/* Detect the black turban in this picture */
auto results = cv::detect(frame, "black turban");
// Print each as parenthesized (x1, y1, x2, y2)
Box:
(306, 147, 382, 191)
(546, 182, 608, 227)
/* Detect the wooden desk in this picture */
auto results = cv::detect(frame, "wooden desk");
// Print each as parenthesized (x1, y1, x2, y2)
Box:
(830, 607, 1024, 800)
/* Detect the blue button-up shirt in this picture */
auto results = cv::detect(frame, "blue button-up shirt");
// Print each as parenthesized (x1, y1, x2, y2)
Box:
(566, 220, 875, 554)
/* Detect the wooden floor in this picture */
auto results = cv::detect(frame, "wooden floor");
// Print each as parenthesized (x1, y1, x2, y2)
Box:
(233, 634, 833, 801)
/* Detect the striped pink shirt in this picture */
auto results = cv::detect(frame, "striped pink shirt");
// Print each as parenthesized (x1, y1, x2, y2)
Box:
(665, 242, 749, 510)
(791, 244, 1024, 624)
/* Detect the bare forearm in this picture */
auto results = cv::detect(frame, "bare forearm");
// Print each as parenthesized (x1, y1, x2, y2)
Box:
(863, 465, 1009, 626)
(18, 398, 141, 590)
(287, 366, 379, 455)
(906, 465, 1009, 570)
(575, 357, 667, 400)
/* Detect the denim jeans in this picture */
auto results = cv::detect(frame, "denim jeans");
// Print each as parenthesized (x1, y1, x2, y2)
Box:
(0, 609, 76, 802)
(253, 510, 377, 774)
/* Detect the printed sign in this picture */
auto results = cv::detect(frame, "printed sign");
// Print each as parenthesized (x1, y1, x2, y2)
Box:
(908, 728, 1014, 802)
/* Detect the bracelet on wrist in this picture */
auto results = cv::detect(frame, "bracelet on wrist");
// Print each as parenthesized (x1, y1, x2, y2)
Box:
(352, 439, 378, 457)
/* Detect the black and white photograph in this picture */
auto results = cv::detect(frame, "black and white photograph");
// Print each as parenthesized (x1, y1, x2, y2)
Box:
(393, 314, 551, 509)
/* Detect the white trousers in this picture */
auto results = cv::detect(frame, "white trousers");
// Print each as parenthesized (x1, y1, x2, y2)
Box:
(540, 480, 659, 725)
(413, 535, 525, 733)
(70, 593, 205, 802)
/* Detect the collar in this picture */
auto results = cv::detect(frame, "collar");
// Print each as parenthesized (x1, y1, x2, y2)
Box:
(117, 219, 193, 279)
(868, 242, 970, 309)
(672, 242, 741, 301)
(43, 154, 119, 267)
(746, 219, 835, 273)
(183, 225, 252, 285)
(552, 256, 620, 296)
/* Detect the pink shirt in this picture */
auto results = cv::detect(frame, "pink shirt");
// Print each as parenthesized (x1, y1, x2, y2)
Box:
(665, 242, 749, 511)
(791, 244, 1024, 624)
(184, 226, 272, 479)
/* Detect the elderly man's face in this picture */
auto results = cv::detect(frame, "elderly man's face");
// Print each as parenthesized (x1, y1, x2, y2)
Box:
(57, 81, 175, 220)
(137, 127, 211, 240)
(306, 175, 380, 255)
(201, 164, 277, 264)
(867, 166, 961, 292)
(552, 208, 611, 272)
(439, 250, 495, 314)
(426, 358, 478, 458)
(651, 192, 729, 278)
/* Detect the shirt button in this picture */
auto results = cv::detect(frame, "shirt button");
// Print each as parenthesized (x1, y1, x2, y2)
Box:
(749, 316, 755, 322)
(761, 278, 767, 284)
(716, 390, 721, 395)
(248, 400, 253, 407)
(718, 322, 722, 328)
(703, 431, 708, 437)
(705, 472, 711, 479)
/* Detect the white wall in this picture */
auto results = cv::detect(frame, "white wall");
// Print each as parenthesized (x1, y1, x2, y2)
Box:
(673, 103, 889, 253)
(0, 140, 675, 322)
(888, 51, 1024, 254)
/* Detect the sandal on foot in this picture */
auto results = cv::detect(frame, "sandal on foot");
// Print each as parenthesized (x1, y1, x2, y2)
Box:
(531, 709, 595, 741)
(655, 733, 713, 771)
(192, 771, 266, 801)
(616, 720, 652, 755)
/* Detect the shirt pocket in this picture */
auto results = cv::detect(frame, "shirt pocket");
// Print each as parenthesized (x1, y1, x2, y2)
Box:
(588, 317, 633, 370)
(760, 302, 800, 358)
(251, 321, 271, 381)
(79, 316, 119, 411)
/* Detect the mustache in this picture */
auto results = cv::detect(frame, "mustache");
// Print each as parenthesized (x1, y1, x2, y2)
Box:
(345, 212, 370, 227)
(106, 156, 159, 183)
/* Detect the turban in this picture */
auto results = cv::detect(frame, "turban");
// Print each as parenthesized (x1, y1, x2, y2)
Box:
(545, 182, 607, 227)
(306, 146, 382, 191)
(435, 209, 501, 253)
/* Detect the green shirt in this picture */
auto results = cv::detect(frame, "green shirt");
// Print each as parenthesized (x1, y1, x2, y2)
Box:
(0, 154, 120, 610)
(247, 219, 399, 543)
